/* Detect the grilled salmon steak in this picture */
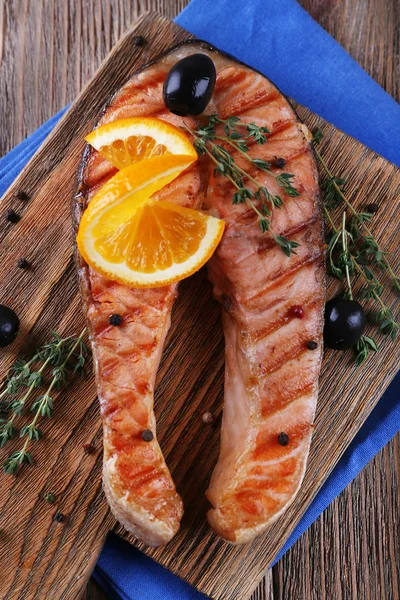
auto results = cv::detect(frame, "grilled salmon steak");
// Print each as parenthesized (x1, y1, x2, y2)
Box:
(73, 41, 325, 546)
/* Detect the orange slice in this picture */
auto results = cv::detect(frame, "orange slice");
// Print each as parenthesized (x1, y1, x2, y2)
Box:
(77, 155, 225, 288)
(85, 117, 197, 169)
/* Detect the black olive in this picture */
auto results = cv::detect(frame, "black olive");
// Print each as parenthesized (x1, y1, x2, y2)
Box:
(324, 297, 365, 350)
(163, 54, 216, 116)
(0, 305, 20, 347)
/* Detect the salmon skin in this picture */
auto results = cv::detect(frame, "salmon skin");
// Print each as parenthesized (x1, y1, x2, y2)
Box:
(73, 41, 325, 547)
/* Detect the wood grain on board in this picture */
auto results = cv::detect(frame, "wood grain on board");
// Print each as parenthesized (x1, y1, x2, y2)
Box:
(0, 5, 398, 600)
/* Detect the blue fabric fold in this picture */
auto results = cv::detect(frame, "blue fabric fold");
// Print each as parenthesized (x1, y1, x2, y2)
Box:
(93, 534, 206, 600)
(176, 0, 400, 166)
(1, 1, 399, 598)
(0, 107, 69, 189)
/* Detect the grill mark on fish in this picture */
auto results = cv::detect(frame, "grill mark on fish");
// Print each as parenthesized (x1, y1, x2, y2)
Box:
(241, 253, 324, 306)
(258, 345, 316, 379)
(248, 454, 300, 476)
(260, 379, 316, 417)
(253, 420, 313, 461)
(244, 298, 320, 345)
(225, 134, 309, 170)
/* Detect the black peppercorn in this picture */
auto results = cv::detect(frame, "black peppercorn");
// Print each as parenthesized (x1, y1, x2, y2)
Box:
(17, 258, 30, 269)
(109, 314, 123, 326)
(54, 512, 65, 523)
(141, 429, 154, 442)
(274, 157, 286, 169)
(15, 189, 30, 202)
(366, 203, 379, 214)
(134, 35, 146, 47)
(278, 432, 289, 446)
(306, 340, 318, 350)
(6, 209, 20, 223)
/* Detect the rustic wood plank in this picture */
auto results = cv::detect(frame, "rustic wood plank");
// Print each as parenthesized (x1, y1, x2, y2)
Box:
(299, 0, 399, 102)
(0, 0, 189, 155)
(274, 439, 400, 600)
(0, 2, 398, 600)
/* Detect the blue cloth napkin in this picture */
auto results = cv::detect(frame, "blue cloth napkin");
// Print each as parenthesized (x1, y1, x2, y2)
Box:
(177, 0, 400, 166)
(1, 1, 399, 598)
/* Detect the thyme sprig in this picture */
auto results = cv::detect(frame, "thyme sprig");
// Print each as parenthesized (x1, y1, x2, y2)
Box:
(354, 335, 379, 367)
(325, 209, 398, 337)
(185, 115, 301, 257)
(313, 129, 399, 292)
(0, 337, 66, 447)
(325, 210, 381, 364)
(0, 356, 40, 399)
(314, 128, 399, 362)
(1, 329, 87, 473)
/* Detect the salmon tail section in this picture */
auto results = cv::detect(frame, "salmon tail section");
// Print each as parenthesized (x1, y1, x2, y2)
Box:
(207, 438, 313, 545)
(206, 311, 321, 544)
(206, 271, 323, 544)
(82, 268, 184, 547)
(103, 441, 183, 547)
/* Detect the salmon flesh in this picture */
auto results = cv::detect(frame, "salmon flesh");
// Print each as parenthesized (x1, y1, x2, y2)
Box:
(73, 41, 325, 546)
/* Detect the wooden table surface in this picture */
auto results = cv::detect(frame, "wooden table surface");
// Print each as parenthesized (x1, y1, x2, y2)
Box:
(0, 1, 398, 599)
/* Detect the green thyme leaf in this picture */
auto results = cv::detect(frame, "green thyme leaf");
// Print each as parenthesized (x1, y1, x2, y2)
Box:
(312, 128, 323, 145)
(0, 329, 87, 469)
(3, 450, 33, 475)
(353, 335, 378, 366)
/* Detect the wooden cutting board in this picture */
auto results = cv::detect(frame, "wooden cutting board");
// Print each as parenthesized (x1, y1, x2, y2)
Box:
(0, 11, 398, 600)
